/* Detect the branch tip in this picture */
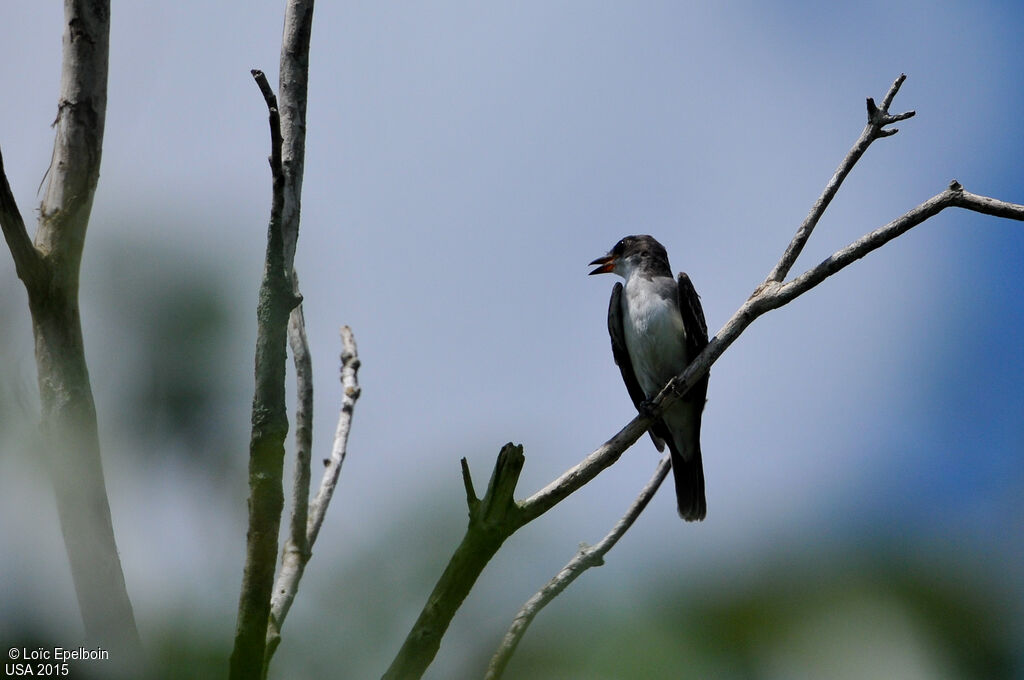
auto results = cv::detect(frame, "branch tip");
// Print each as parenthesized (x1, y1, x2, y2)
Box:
(477, 444, 525, 522)
(880, 73, 907, 111)
(461, 458, 478, 507)
(948, 179, 963, 192)
(866, 97, 878, 119)
(867, 75, 913, 133)
(251, 69, 277, 110)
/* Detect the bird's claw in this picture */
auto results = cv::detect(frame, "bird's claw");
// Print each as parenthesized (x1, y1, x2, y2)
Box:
(638, 400, 658, 420)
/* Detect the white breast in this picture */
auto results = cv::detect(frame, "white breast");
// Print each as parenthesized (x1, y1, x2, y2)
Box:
(622, 275, 689, 398)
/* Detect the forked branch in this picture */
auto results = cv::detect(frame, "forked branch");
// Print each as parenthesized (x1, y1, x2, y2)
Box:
(763, 73, 915, 287)
(485, 455, 672, 679)
(264, 326, 362, 671)
(382, 444, 525, 680)
(230, 0, 315, 674)
(0, 147, 44, 289)
(229, 69, 301, 680)
(2, 1, 142, 665)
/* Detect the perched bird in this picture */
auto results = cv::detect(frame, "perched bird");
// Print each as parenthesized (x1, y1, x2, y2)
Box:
(589, 235, 709, 521)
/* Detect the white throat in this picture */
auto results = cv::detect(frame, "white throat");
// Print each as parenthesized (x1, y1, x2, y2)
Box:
(621, 272, 688, 398)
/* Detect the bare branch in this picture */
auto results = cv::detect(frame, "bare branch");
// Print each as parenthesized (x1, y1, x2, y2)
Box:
(232, 3, 316, 675)
(0, 145, 44, 289)
(277, 0, 314, 275)
(878, 72, 907, 113)
(383, 444, 525, 680)
(251, 69, 285, 188)
(953, 184, 1024, 220)
(287, 289, 314, 557)
(261, 298, 312, 671)
(518, 417, 653, 524)
(264, 324, 360, 671)
(485, 455, 672, 680)
(266, 319, 312, 657)
(307, 325, 361, 547)
(284, 268, 315, 557)
(770, 184, 1024, 311)
(2, 1, 144, 666)
(34, 0, 110, 287)
(229, 68, 302, 680)
(461, 457, 479, 508)
(763, 73, 915, 287)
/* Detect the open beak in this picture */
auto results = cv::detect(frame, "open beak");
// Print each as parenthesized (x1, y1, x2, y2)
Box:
(588, 254, 615, 276)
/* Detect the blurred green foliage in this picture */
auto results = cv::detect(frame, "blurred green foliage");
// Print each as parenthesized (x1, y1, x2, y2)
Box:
(83, 233, 252, 479)
(125, 540, 1019, 679)
(498, 546, 1017, 680)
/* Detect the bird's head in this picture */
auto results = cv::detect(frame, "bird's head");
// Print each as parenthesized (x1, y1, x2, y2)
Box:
(589, 234, 670, 279)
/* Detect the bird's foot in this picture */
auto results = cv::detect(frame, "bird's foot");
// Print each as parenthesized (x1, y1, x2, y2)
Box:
(638, 399, 658, 420)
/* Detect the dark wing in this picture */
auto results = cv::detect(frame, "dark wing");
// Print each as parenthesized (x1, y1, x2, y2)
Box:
(673, 272, 709, 521)
(608, 282, 666, 452)
(676, 272, 709, 401)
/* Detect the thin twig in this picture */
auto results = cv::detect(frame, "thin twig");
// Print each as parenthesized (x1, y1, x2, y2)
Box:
(308, 326, 361, 547)
(762, 73, 914, 287)
(0, 145, 44, 289)
(262, 283, 314, 670)
(263, 325, 360, 671)
(771, 182, 1024, 310)
(485, 455, 672, 680)
(291, 308, 313, 546)
(287, 272, 313, 556)
(251, 69, 285, 187)
(953, 184, 1024, 219)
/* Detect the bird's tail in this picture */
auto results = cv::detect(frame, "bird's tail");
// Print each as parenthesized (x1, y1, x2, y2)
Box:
(670, 444, 706, 522)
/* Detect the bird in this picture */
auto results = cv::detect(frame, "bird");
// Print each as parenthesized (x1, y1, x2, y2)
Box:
(589, 235, 709, 521)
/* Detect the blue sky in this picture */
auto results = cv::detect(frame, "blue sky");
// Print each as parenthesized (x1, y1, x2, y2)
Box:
(2, 1, 1022, 675)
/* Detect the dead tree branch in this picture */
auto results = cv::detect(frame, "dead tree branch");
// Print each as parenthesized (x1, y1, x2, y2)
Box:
(485, 455, 672, 680)
(230, 67, 299, 680)
(1, 1, 142, 666)
(763, 73, 915, 287)
(307, 326, 361, 546)
(277, 0, 314, 275)
(383, 444, 527, 680)
(264, 326, 361, 671)
(288, 282, 314, 562)
(230, 1, 315, 676)
(0, 147, 44, 288)
(260, 294, 314, 674)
